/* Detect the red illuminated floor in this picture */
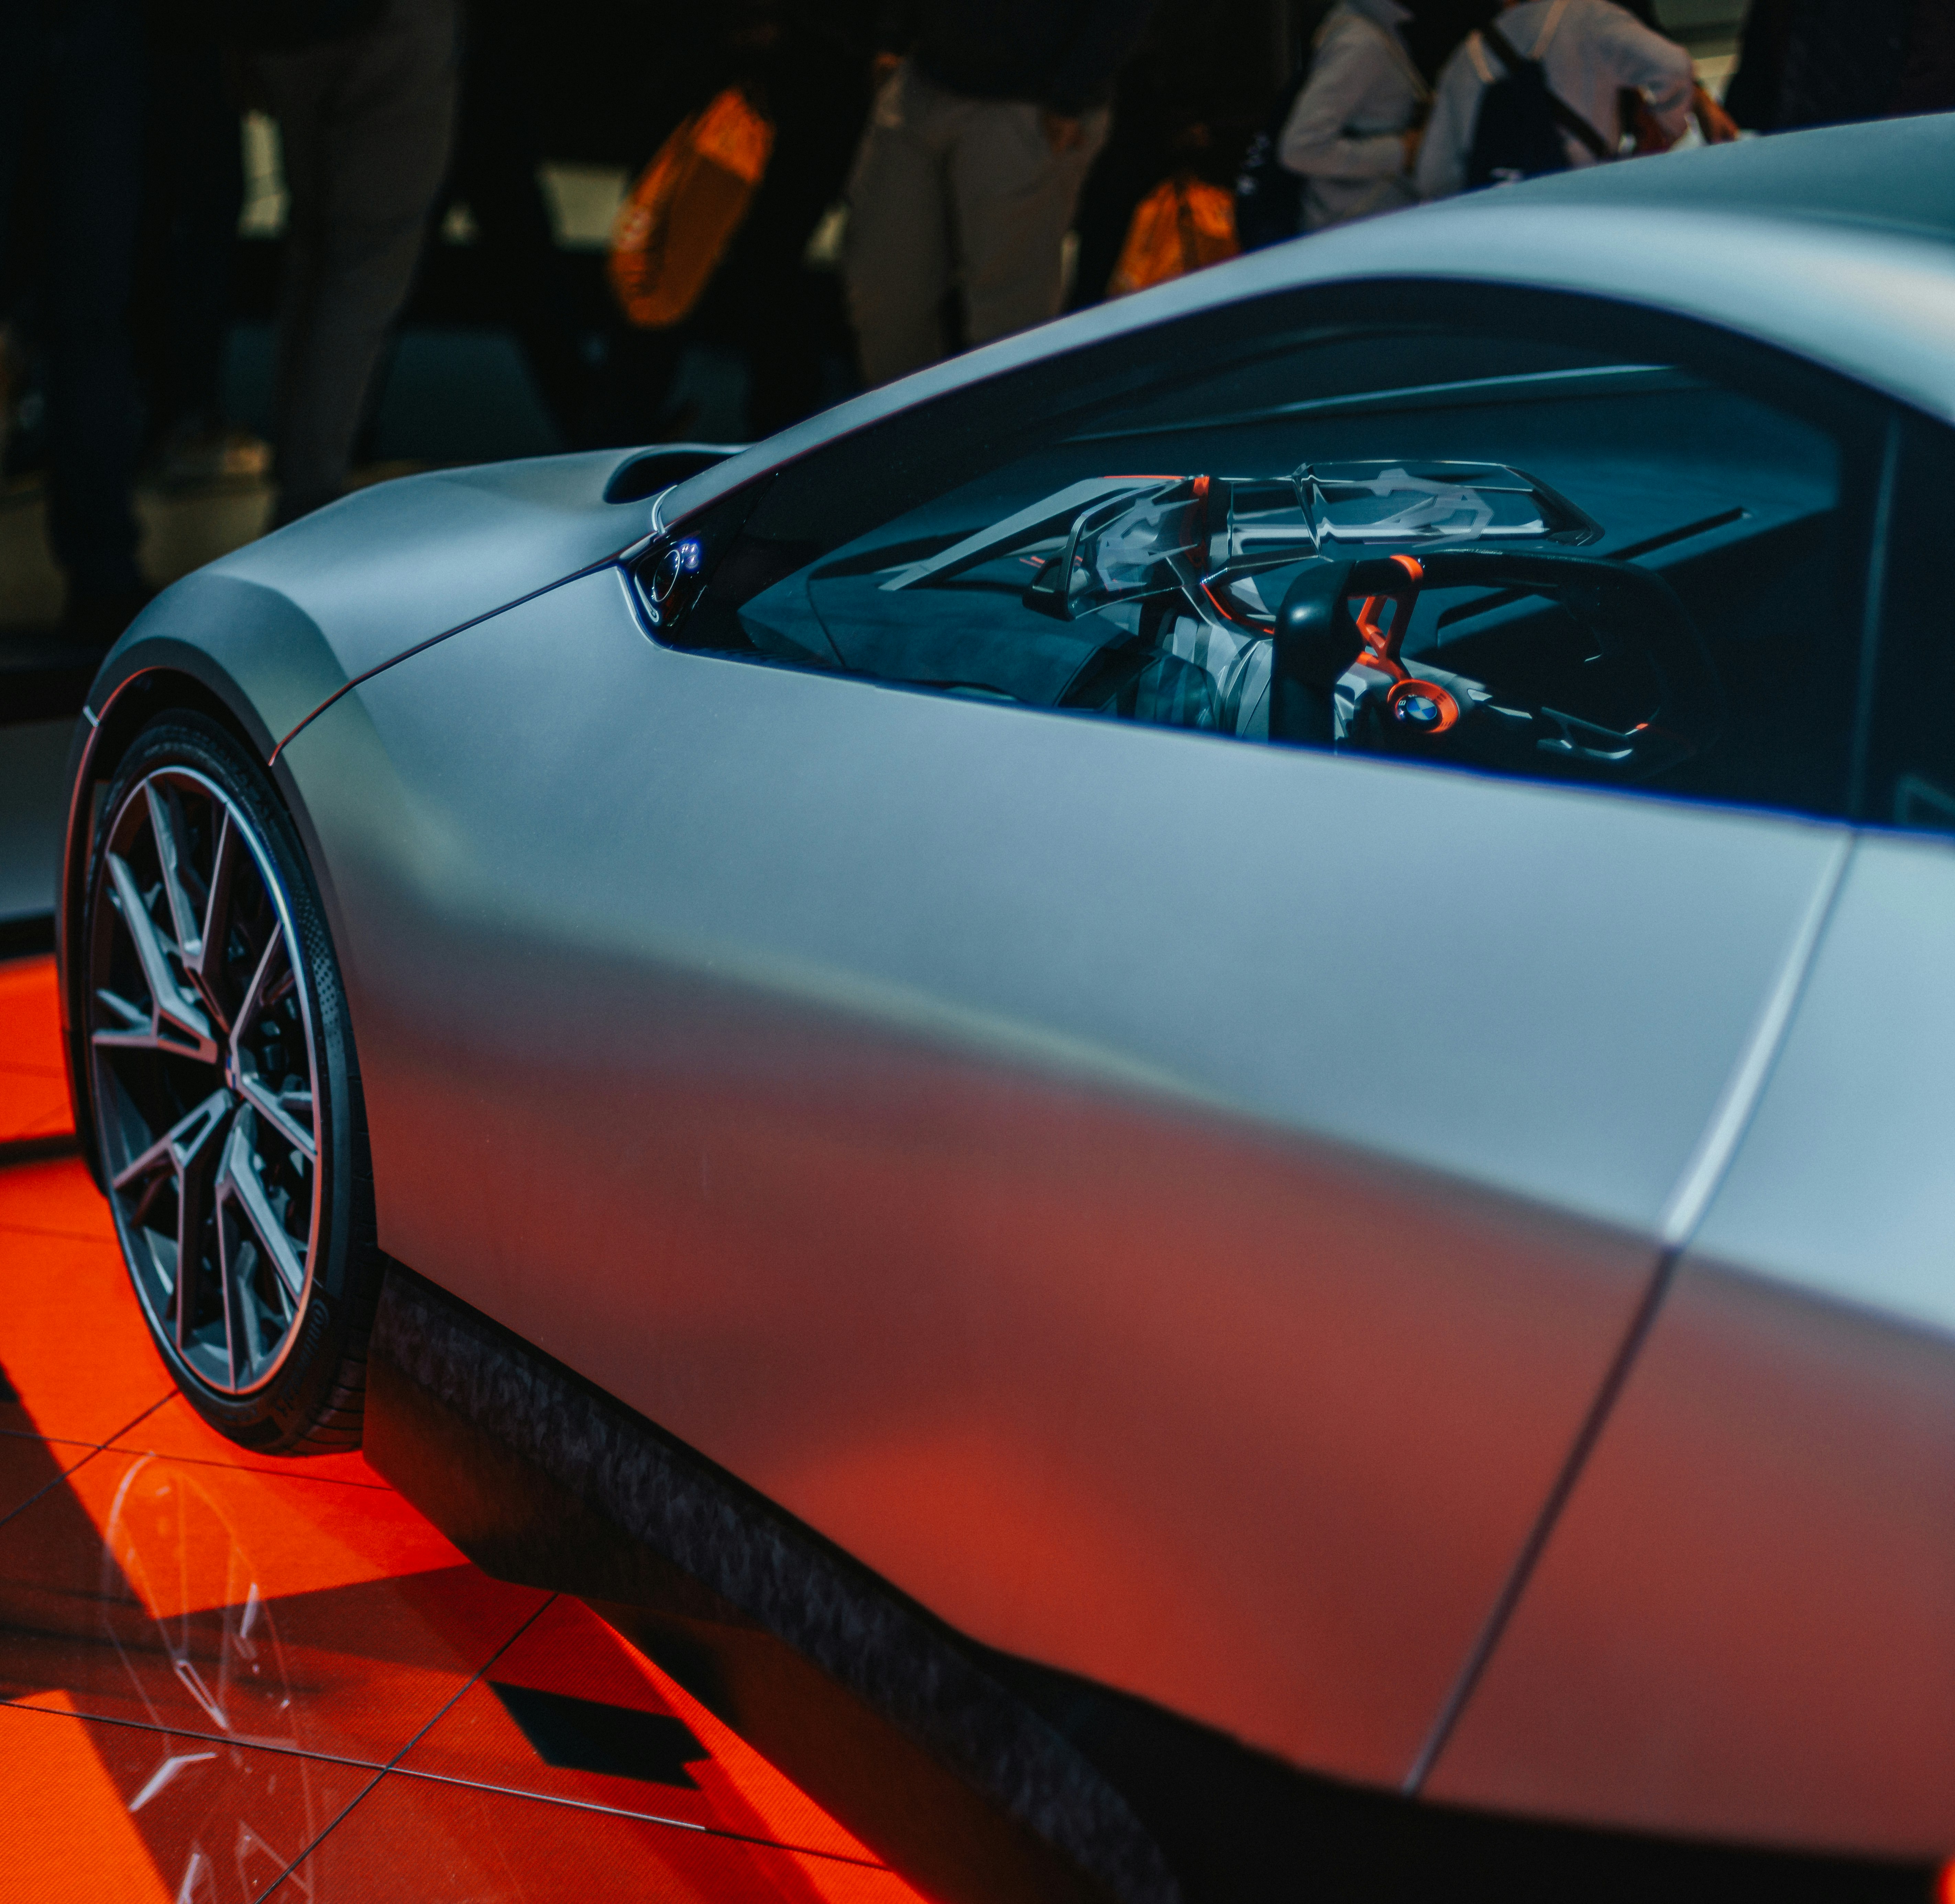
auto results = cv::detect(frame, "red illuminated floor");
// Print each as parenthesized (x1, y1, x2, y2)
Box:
(0, 954, 931, 1902)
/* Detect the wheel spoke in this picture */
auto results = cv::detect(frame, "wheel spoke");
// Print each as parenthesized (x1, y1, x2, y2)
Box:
(235, 1073, 316, 1164)
(145, 781, 206, 968)
(95, 988, 147, 1030)
(218, 1117, 306, 1302)
(195, 810, 238, 978)
(106, 852, 216, 1063)
(110, 1089, 230, 1195)
(185, 812, 242, 1035)
(230, 930, 283, 1053)
(94, 1025, 199, 1057)
(173, 1101, 228, 1350)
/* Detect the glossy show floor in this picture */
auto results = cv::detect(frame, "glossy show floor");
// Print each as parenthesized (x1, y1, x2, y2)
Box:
(0, 952, 927, 1902)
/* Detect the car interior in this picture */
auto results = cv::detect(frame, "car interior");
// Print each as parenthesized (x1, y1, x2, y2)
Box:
(647, 310, 1877, 821)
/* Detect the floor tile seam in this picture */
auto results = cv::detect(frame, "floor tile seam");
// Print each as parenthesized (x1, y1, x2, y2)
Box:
(0, 1442, 100, 1532)
(379, 1763, 891, 1867)
(253, 1770, 387, 1903)
(98, 1392, 181, 1449)
(377, 1591, 560, 1778)
(250, 1590, 566, 1900)
(0, 1694, 400, 1776)
(0, 1412, 165, 1451)
(0, 1430, 97, 1451)
(94, 1447, 394, 1489)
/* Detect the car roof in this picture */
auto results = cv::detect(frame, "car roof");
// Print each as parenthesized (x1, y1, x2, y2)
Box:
(656, 117, 1955, 532)
(1486, 111, 1955, 244)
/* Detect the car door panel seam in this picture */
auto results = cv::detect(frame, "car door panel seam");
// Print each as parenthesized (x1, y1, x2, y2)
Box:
(1402, 828, 1856, 1794)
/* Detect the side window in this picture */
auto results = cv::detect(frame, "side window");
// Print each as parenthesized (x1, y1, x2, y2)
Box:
(1860, 411, 1955, 833)
(641, 285, 1885, 820)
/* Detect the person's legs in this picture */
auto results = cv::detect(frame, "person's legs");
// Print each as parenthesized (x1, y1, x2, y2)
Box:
(261, 0, 457, 523)
(43, 0, 146, 621)
(951, 101, 1106, 350)
(266, 50, 332, 501)
(842, 62, 955, 387)
(449, 0, 585, 443)
(157, 39, 244, 438)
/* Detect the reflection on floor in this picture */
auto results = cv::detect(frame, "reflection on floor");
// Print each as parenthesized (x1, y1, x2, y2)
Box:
(0, 953, 927, 1902)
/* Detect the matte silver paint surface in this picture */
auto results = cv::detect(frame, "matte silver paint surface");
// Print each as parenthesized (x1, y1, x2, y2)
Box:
(1427, 1260, 1955, 1857)
(1679, 830, 1955, 1334)
(282, 569, 1838, 1786)
(85, 450, 654, 750)
(1426, 833, 1955, 1855)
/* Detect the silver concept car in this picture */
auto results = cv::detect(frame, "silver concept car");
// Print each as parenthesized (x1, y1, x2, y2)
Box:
(57, 115, 1955, 1904)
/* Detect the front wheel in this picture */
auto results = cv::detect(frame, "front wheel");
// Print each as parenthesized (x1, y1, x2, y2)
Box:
(83, 712, 380, 1453)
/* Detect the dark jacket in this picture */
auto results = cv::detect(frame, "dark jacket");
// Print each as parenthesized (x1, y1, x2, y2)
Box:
(877, 0, 1159, 115)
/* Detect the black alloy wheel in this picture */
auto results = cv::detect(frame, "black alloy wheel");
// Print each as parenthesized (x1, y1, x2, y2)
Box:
(83, 713, 380, 1452)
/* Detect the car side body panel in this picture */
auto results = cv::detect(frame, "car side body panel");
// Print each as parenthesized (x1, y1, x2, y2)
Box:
(1425, 833, 1955, 1858)
(279, 566, 1844, 1790)
(82, 450, 657, 748)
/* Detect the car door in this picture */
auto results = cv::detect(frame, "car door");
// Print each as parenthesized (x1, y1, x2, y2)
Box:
(1425, 406, 1955, 1860)
(279, 277, 1885, 1793)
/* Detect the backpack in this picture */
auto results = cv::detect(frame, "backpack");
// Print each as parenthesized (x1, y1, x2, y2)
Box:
(1233, 63, 1313, 251)
(1109, 177, 1240, 295)
(608, 90, 776, 331)
(1465, 0, 1612, 189)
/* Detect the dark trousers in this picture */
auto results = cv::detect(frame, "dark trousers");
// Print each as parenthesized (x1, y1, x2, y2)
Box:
(256, 0, 457, 524)
(0, 0, 146, 601)
(443, 0, 585, 443)
(139, 36, 244, 439)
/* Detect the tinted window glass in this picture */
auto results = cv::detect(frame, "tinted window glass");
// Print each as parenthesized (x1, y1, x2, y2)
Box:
(642, 285, 1883, 818)
(1860, 411, 1955, 833)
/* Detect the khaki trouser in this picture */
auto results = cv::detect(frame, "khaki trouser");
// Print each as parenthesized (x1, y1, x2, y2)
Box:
(256, 0, 458, 524)
(844, 62, 1108, 388)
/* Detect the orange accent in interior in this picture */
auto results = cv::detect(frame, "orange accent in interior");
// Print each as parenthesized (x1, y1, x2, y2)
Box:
(1386, 677, 1463, 737)
(1191, 474, 1210, 498)
(1351, 557, 1427, 684)
(1940, 1857, 1955, 1904)
(1201, 581, 1267, 633)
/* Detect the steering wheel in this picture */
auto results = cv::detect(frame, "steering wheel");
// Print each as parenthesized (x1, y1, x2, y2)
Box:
(1269, 548, 1722, 782)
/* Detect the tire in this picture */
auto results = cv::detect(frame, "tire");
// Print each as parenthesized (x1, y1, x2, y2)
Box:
(82, 711, 380, 1453)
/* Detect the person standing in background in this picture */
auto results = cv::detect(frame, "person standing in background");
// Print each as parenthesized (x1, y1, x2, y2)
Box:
(844, 0, 1157, 388)
(434, 0, 589, 448)
(1278, 0, 1429, 231)
(1415, 0, 1692, 198)
(1067, 0, 1272, 307)
(247, 0, 457, 525)
(140, 2, 265, 487)
(0, 0, 149, 646)
(1725, 0, 1941, 132)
